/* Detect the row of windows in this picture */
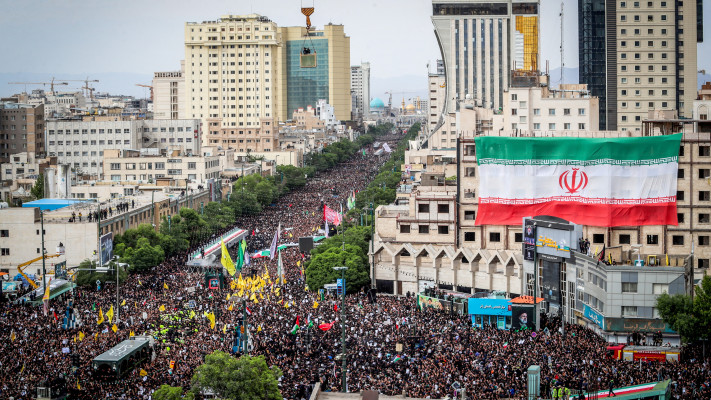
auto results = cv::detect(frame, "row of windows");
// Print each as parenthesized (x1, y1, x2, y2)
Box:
(620, 0, 670, 7)
(512, 122, 587, 130)
(620, 14, 671, 22)
(48, 128, 131, 135)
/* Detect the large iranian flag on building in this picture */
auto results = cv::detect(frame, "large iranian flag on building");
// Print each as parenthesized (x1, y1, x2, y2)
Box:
(474, 134, 682, 227)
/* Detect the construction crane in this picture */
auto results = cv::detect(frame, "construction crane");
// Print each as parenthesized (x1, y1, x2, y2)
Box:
(8, 80, 68, 93)
(135, 84, 154, 102)
(17, 254, 62, 289)
(62, 78, 99, 99)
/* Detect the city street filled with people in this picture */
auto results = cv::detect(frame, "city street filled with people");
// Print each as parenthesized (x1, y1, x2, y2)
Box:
(1, 130, 710, 400)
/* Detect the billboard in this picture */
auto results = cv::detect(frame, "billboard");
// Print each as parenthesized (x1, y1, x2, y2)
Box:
(605, 317, 675, 333)
(100, 233, 114, 266)
(535, 226, 574, 259)
(583, 305, 605, 330)
(541, 260, 561, 310)
(511, 305, 535, 330)
(467, 298, 511, 316)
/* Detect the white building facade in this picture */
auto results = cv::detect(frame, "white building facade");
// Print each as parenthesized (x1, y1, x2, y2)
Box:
(350, 62, 371, 119)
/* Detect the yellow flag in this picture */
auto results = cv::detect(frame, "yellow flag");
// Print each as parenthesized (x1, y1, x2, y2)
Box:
(221, 239, 237, 276)
(285, 302, 290, 308)
(289, 232, 293, 238)
(105, 305, 114, 324)
(111, 324, 118, 333)
(238, 289, 244, 297)
(230, 280, 237, 290)
(130, 330, 135, 337)
(138, 279, 142, 286)
(297, 260, 301, 267)
(159, 305, 166, 312)
(223, 324, 227, 334)
(97, 307, 104, 325)
(305, 284, 309, 292)
(260, 292, 264, 300)
(78, 331, 85, 342)
(257, 325, 262, 332)
(207, 312, 216, 329)
(189, 310, 196, 319)
(10, 330, 15, 342)
(275, 287, 280, 296)
(121, 299, 126, 306)
(163, 282, 169, 290)
(253, 298, 258, 304)
(94, 332, 98, 341)
(312, 226, 316, 232)
(77, 380, 81, 390)
(313, 301, 319, 309)
(42, 278, 51, 301)
(227, 293, 231, 300)
(139, 369, 147, 376)
(250, 293, 257, 302)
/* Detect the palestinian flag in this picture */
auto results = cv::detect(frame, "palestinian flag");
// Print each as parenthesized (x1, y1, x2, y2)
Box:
(474, 134, 682, 227)
(290, 324, 300, 335)
(392, 355, 402, 363)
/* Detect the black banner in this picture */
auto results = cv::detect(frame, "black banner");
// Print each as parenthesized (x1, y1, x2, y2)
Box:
(541, 260, 561, 310)
(523, 219, 536, 261)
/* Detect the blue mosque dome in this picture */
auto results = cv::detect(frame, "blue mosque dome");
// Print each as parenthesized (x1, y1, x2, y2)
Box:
(369, 98, 385, 108)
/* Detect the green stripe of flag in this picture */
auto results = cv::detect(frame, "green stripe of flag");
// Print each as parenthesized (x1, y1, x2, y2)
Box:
(474, 133, 682, 163)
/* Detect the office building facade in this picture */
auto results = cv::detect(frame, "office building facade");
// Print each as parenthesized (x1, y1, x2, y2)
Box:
(431, 0, 540, 112)
(578, 0, 701, 132)
(276, 24, 351, 122)
(153, 62, 186, 120)
(0, 103, 45, 163)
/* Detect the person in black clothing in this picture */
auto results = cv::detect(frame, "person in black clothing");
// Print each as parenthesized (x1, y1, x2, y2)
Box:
(608, 378, 616, 397)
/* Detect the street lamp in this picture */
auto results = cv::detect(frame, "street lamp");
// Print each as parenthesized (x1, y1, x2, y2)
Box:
(333, 266, 347, 392)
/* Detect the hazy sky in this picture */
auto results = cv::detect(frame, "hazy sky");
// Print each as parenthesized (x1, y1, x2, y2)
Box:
(1, 0, 709, 93)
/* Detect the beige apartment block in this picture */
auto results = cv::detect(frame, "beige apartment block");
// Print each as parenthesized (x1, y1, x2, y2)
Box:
(204, 117, 278, 153)
(102, 149, 224, 184)
(292, 106, 325, 130)
(184, 14, 279, 135)
(616, 0, 698, 132)
(153, 62, 186, 120)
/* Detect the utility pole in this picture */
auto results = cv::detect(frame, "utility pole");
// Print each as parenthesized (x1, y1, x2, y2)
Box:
(40, 210, 47, 290)
(334, 266, 347, 392)
(242, 298, 248, 353)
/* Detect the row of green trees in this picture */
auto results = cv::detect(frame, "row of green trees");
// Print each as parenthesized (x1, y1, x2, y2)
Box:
(75, 126, 393, 284)
(304, 123, 421, 293)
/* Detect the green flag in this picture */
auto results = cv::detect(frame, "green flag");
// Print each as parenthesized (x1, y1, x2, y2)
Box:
(290, 324, 300, 335)
(236, 239, 244, 271)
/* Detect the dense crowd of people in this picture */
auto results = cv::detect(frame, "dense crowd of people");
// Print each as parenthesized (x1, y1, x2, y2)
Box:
(1, 129, 710, 400)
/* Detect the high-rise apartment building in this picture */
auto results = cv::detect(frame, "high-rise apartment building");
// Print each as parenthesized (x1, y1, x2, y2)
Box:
(153, 61, 186, 120)
(276, 24, 351, 122)
(184, 14, 279, 135)
(0, 102, 45, 163)
(579, 0, 701, 132)
(351, 62, 371, 119)
(431, 0, 540, 112)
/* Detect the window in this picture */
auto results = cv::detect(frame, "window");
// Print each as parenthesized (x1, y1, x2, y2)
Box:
(593, 234, 605, 243)
(548, 108, 556, 116)
(110, 163, 121, 170)
(438, 226, 449, 234)
(549, 123, 556, 130)
(418, 204, 430, 213)
(700, 146, 711, 157)
(700, 236, 710, 246)
(464, 210, 476, 220)
(418, 225, 430, 234)
(619, 234, 631, 244)
(464, 232, 476, 242)
(699, 191, 710, 201)
(0, 230, 8, 237)
(0, 248, 9, 256)
(678, 169, 685, 178)
(563, 108, 571, 116)
(489, 232, 501, 242)
(677, 191, 685, 200)
(514, 233, 523, 242)
(438, 204, 449, 213)
(672, 235, 684, 245)
(578, 123, 586, 130)
(622, 306, 638, 316)
(647, 235, 659, 244)
(653, 284, 669, 295)
(533, 109, 540, 116)
(188, 162, 197, 170)
(465, 167, 476, 177)
(400, 225, 410, 234)
(700, 214, 710, 223)
(678, 213, 685, 223)
(699, 259, 710, 269)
